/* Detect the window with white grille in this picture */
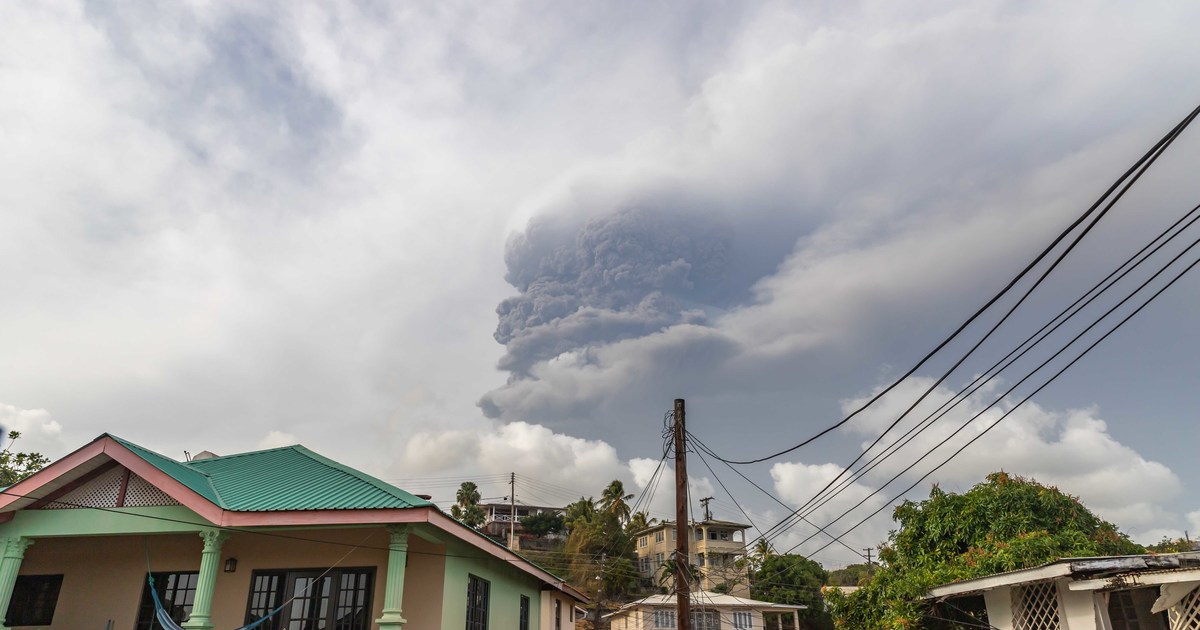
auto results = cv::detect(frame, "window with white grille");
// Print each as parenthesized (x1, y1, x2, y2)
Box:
(732, 610, 753, 629)
(1012, 582, 1061, 630)
(1169, 588, 1200, 630)
(653, 610, 676, 628)
(690, 611, 719, 630)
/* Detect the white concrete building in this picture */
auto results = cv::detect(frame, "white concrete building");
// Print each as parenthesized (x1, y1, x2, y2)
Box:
(926, 552, 1200, 629)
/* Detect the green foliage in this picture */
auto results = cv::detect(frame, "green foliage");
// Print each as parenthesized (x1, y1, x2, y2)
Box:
(828, 563, 877, 587)
(561, 484, 639, 606)
(1147, 536, 1197, 553)
(565, 497, 599, 532)
(520, 511, 565, 537)
(601, 480, 635, 524)
(450, 481, 485, 528)
(626, 511, 656, 534)
(828, 472, 1144, 629)
(751, 554, 833, 630)
(0, 432, 49, 487)
(656, 558, 700, 591)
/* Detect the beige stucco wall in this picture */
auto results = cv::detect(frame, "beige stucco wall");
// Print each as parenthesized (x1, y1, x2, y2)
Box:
(16, 526, 447, 630)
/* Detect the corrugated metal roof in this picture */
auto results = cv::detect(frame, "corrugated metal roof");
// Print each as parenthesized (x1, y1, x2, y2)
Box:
(108, 435, 223, 506)
(186, 444, 432, 512)
(110, 435, 432, 512)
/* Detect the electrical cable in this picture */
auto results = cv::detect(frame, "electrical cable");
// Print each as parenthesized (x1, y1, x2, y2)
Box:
(789, 242, 1200, 560)
(690, 438, 869, 563)
(776, 201, 1200, 544)
(706, 101, 1200, 468)
(740, 107, 1200, 551)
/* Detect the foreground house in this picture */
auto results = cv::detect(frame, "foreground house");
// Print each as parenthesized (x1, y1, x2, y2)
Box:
(632, 520, 752, 594)
(0, 434, 586, 629)
(925, 552, 1200, 630)
(604, 591, 806, 630)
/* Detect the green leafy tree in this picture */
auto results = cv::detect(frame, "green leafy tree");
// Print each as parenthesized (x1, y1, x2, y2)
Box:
(450, 481, 486, 528)
(828, 472, 1144, 629)
(561, 492, 637, 621)
(1147, 536, 1197, 553)
(520, 511, 565, 537)
(656, 556, 700, 592)
(828, 563, 877, 587)
(627, 511, 656, 534)
(600, 480, 634, 524)
(751, 554, 833, 630)
(0, 432, 49, 487)
(564, 497, 598, 532)
(747, 539, 775, 573)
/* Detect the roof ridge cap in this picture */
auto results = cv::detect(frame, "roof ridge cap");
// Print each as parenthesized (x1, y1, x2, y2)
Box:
(183, 444, 302, 463)
(289, 445, 432, 506)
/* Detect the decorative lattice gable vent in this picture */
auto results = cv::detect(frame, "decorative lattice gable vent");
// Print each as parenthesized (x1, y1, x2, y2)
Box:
(1170, 588, 1200, 630)
(41, 466, 180, 509)
(1012, 581, 1062, 630)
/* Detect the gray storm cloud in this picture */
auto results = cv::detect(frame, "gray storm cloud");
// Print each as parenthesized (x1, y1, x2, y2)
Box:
(493, 208, 735, 376)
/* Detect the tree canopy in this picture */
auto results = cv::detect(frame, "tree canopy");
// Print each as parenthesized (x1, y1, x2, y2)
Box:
(449, 481, 486, 528)
(600, 480, 634, 524)
(751, 554, 833, 630)
(827, 563, 876, 587)
(520, 511, 565, 537)
(828, 472, 1143, 629)
(0, 432, 48, 487)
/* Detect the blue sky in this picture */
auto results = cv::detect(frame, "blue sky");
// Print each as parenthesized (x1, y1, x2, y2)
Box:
(2, 0, 1199, 566)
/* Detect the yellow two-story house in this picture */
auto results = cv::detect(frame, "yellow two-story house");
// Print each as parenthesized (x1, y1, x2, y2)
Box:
(632, 519, 752, 595)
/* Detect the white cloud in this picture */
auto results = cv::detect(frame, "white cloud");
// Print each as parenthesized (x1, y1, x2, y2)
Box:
(817, 377, 1183, 542)
(257, 431, 299, 450)
(0, 404, 66, 457)
(389, 420, 715, 522)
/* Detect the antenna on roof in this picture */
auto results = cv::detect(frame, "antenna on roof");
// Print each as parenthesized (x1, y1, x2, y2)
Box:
(183, 450, 192, 462)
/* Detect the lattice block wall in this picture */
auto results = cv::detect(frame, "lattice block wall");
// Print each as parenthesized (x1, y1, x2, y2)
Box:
(40, 467, 179, 509)
(1170, 588, 1200, 630)
(1012, 581, 1062, 630)
(124, 474, 179, 507)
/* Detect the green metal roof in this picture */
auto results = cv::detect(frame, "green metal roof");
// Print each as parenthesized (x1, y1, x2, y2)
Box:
(106, 434, 433, 512)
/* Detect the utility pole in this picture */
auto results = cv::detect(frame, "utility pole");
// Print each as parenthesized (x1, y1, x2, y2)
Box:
(864, 548, 873, 566)
(510, 472, 517, 550)
(674, 398, 691, 630)
(699, 497, 714, 522)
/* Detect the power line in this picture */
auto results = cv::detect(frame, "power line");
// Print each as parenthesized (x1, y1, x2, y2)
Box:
(756, 200, 1200, 549)
(786, 239, 1200, 560)
(704, 101, 1200, 468)
(688, 434, 868, 562)
(728, 104, 1200, 553)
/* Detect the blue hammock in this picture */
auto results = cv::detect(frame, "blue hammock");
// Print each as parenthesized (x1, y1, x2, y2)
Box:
(148, 575, 285, 630)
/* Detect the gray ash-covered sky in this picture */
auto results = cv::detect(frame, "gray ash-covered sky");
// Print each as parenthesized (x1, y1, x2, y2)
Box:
(3, 0, 1200, 566)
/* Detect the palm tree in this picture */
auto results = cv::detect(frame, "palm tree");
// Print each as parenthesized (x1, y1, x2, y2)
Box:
(747, 538, 775, 573)
(657, 555, 701, 592)
(600, 480, 634, 523)
(456, 481, 481, 507)
(564, 497, 598, 532)
(626, 511, 656, 534)
(451, 481, 485, 528)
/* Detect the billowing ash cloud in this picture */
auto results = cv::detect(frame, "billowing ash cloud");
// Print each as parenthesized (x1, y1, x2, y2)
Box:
(493, 208, 735, 375)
